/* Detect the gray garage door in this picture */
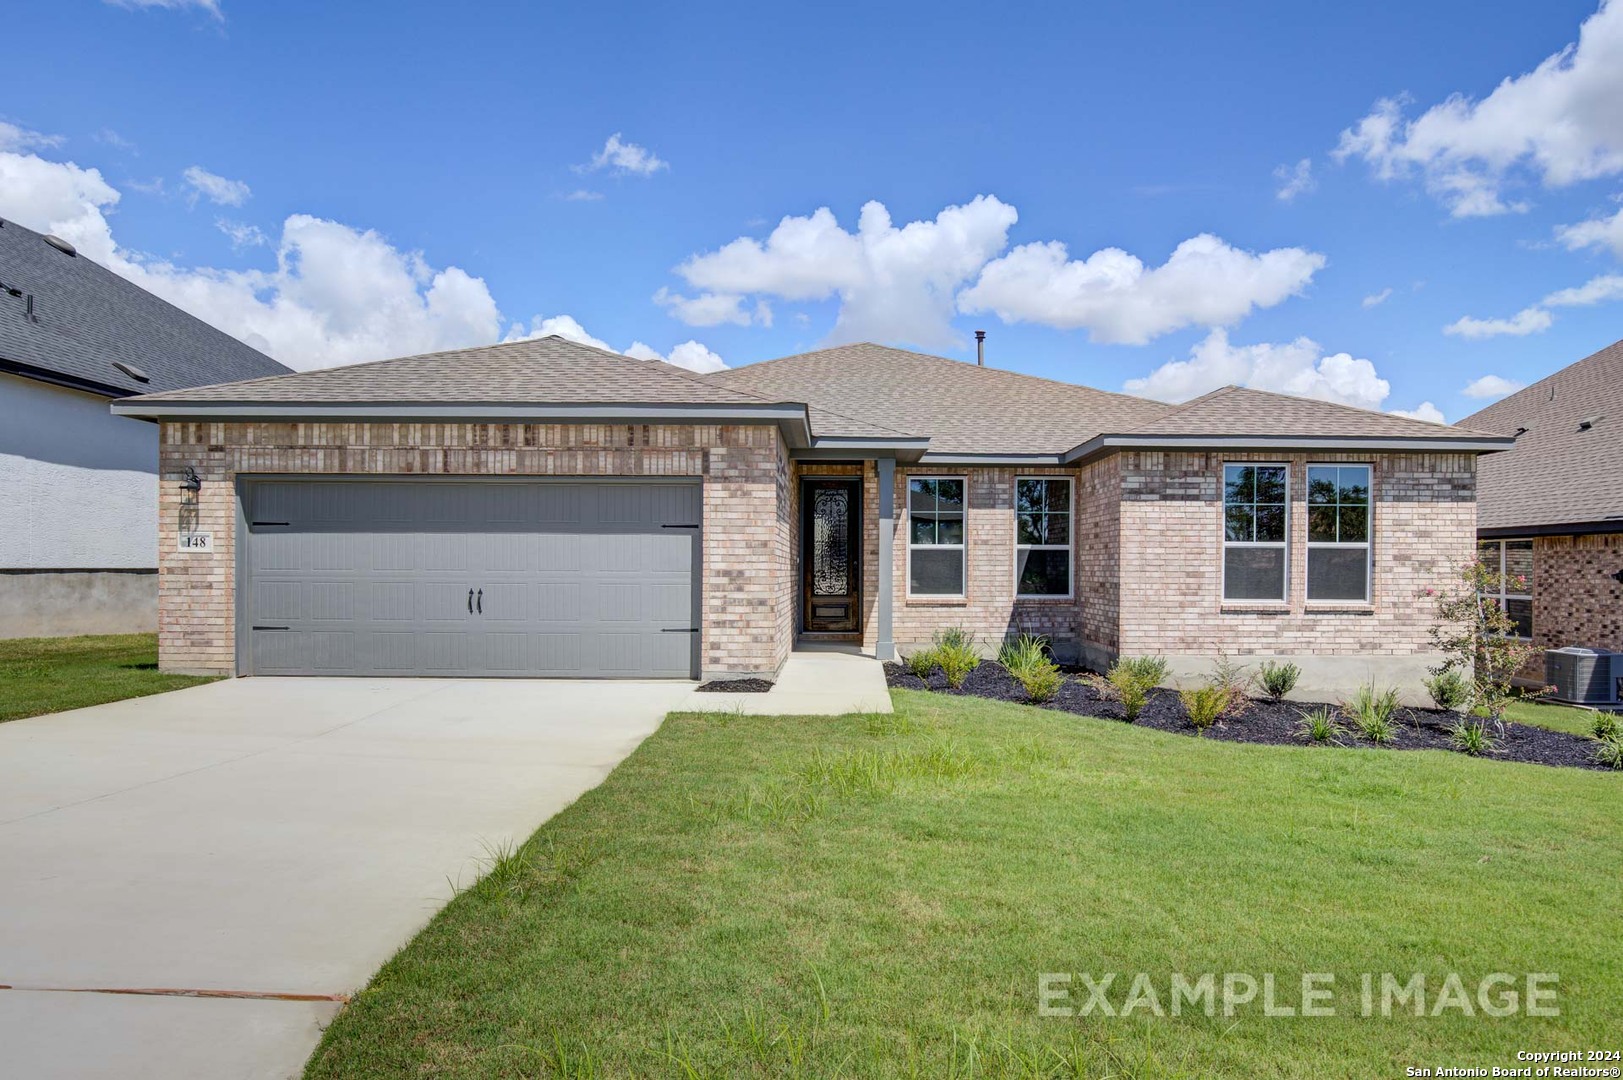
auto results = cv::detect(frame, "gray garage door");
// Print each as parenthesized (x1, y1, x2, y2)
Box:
(240, 479, 701, 678)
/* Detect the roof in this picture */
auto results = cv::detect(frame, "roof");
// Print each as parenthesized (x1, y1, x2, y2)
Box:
(1462, 336, 1623, 534)
(707, 342, 1173, 454)
(113, 336, 1513, 460)
(0, 217, 288, 397)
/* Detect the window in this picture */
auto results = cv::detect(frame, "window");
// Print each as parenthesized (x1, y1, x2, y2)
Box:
(1016, 477, 1072, 597)
(1478, 539, 1534, 638)
(1222, 464, 1288, 601)
(908, 477, 966, 595)
(1307, 464, 1371, 602)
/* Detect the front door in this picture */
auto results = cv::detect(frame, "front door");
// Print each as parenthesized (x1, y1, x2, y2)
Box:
(801, 477, 862, 633)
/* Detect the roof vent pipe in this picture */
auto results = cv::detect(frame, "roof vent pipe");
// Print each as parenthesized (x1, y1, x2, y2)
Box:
(975, 329, 985, 366)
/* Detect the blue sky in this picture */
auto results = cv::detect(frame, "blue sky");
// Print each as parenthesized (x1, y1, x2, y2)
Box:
(4, 0, 1622, 423)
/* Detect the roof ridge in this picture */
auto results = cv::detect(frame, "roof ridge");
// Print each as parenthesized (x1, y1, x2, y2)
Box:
(1129, 383, 1505, 438)
(1462, 334, 1623, 427)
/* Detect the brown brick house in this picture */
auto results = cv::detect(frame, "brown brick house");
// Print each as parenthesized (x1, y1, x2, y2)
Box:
(1463, 337, 1623, 664)
(113, 338, 1510, 697)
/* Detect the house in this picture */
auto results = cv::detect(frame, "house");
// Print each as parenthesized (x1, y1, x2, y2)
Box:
(1462, 336, 1623, 659)
(110, 337, 1511, 697)
(0, 217, 289, 638)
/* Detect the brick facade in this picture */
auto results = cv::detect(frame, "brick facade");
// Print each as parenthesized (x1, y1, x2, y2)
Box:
(156, 421, 791, 679)
(1529, 533, 1623, 651)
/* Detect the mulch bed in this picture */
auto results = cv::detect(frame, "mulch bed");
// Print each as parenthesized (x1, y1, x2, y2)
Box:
(695, 677, 775, 693)
(885, 661, 1611, 771)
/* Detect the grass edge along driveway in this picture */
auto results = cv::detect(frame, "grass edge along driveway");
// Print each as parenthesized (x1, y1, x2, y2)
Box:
(307, 690, 1618, 1079)
(0, 633, 218, 723)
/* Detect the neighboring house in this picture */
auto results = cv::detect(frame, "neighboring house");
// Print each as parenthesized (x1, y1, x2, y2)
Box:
(1462, 336, 1623, 659)
(111, 338, 1510, 697)
(0, 217, 289, 637)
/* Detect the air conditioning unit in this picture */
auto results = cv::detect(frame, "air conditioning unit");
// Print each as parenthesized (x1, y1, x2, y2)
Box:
(1544, 647, 1619, 707)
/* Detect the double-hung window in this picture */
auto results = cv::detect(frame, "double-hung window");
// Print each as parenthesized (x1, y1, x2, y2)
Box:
(1478, 539, 1534, 638)
(1222, 464, 1288, 601)
(1307, 465, 1372, 602)
(1015, 477, 1072, 597)
(908, 477, 966, 595)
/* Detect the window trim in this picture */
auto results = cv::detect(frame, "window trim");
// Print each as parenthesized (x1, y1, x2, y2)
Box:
(1305, 462, 1373, 605)
(1478, 537, 1534, 640)
(1013, 475, 1075, 600)
(905, 474, 968, 599)
(1221, 461, 1291, 604)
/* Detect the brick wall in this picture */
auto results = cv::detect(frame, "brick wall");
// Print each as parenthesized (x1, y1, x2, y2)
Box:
(156, 421, 790, 679)
(1531, 533, 1623, 651)
(1114, 450, 1476, 696)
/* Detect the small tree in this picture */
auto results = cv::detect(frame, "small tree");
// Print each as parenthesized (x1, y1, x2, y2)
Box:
(1426, 558, 1547, 725)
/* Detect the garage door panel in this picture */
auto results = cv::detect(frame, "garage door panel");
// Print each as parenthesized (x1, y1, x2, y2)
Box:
(243, 480, 698, 678)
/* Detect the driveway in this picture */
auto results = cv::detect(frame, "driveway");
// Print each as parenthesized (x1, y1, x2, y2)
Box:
(0, 677, 693, 1079)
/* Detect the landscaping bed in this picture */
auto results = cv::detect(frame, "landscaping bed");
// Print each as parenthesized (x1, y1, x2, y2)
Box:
(695, 677, 774, 693)
(885, 660, 1609, 770)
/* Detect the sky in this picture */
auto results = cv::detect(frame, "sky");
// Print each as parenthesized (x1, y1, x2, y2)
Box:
(4, 0, 1623, 425)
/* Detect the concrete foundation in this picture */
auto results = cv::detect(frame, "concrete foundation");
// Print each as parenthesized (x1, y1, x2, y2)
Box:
(0, 569, 157, 639)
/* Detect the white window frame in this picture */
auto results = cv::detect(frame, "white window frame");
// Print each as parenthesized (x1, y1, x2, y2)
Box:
(1306, 462, 1373, 605)
(905, 474, 968, 599)
(1478, 538, 1534, 640)
(1014, 476, 1074, 599)
(1221, 462, 1290, 603)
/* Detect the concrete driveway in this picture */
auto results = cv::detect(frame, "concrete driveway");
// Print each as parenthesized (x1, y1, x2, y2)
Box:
(0, 677, 694, 1079)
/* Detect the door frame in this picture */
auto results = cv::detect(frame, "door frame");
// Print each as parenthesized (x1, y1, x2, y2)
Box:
(799, 475, 864, 634)
(233, 474, 704, 678)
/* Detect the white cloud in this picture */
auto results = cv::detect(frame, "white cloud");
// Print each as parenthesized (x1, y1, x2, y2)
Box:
(0, 121, 63, 152)
(504, 314, 613, 351)
(623, 340, 726, 372)
(1445, 272, 1623, 337)
(94, 128, 136, 152)
(215, 218, 266, 248)
(1390, 401, 1447, 424)
(183, 165, 250, 207)
(1444, 307, 1554, 339)
(960, 233, 1325, 346)
(653, 286, 754, 327)
(1123, 329, 1391, 411)
(581, 133, 667, 176)
(506, 320, 728, 374)
(1462, 374, 1525, 399)
(103, 0, 221, 16)
(1273, 158, 1315, 201)
(1362, 287, 1393, 308)
(560, 189, 604, 202)
(678, 196, 1018, 347)
(1335, 2, 1623, 216)
(1, 148, 502, 369)
(1557, 203, 1623, 255)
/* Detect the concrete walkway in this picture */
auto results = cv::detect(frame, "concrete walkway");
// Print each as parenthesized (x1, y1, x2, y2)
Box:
(680, 646, 893, 714)
(0, 677, 693, 1080)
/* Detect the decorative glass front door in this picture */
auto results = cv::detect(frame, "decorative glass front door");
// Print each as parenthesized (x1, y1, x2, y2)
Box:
(801, 478, 862, 632)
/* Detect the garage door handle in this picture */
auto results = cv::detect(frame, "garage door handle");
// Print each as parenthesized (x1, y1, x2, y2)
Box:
(476, 588, 483, 614)
(661, 628, 700, 633)
(661, 523, 700, 529)
(467, 588, 474, 614)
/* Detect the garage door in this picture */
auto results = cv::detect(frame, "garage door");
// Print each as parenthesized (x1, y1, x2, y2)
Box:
(240, 479, 701, 678)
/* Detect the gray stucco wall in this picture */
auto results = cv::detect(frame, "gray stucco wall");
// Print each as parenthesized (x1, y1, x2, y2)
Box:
(0, 569, 157, 637)
(0, 372, 157, 570)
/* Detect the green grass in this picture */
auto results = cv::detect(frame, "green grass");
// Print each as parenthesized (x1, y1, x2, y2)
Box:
(306, 691, 1619, 1079)
(1501, 696, 1604, 737)
(0, 633, 218, 722)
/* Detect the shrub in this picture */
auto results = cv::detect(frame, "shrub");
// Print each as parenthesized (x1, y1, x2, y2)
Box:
(1100, 656, 1168, 722)
(1344, 684, 1402, 745)
(1179, 682, 1229, 733)
(1295, 707, 1344, 744)
(1449, 719, 1497, 756)
(1016, 662, 1065, 704)
(1424, 669, 1472, 712)
(1594, 732, 1623, 771)
(933, 628, 981, 690)
(1256, 660, 1301, 702)
(1427, 558, 1549, 720)
(904, 648, 939, 680)
(997, 633, 1049, 676)
(1592, 712, 1620, 740)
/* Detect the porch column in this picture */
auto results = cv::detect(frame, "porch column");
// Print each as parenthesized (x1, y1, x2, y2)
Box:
(876, 455, 895, 660)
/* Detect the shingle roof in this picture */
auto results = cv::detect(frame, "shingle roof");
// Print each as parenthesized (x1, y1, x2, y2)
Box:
(0, 217, 288, 396)
(1461, 336, 1623, 532)
(1125, 384, 1504, 440)
(706, 342, 1174, 454)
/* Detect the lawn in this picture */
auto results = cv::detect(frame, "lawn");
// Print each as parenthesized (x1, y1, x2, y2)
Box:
(1503, 695, 1610, 737)
(0, 634, 218, 722)
(307, 691, 1620, 1079)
